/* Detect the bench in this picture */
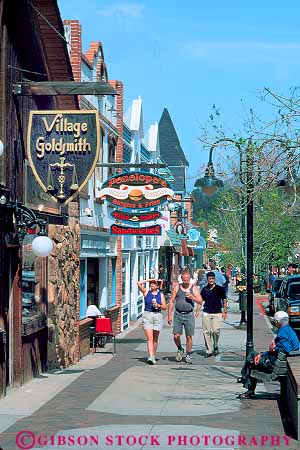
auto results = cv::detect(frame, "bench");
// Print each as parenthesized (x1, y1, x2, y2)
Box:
(252, 350, 300, 440)
(286, 354, 300, 440)
(251, 352, 289, 403)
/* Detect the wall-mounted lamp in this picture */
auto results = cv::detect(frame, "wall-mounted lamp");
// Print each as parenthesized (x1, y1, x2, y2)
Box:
(80, 207, 94, 217)
(0, 189, 53, 257)
(31, 235, 53, 257)
(0, 194, 7, 205)
(167, 201, 181, 212)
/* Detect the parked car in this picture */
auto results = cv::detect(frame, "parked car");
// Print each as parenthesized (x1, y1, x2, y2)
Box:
(266, 277, 283, 316)
(275, 275, 300, 329)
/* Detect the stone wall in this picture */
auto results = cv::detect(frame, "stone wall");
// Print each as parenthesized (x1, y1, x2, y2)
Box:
(47, 202, 80, 369)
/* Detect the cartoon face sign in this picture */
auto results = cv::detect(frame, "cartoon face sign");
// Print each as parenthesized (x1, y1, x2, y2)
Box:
(174, 221, 186, 235)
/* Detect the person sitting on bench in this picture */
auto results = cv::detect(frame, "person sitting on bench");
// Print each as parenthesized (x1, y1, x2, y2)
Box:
(238, 310, 300, 399)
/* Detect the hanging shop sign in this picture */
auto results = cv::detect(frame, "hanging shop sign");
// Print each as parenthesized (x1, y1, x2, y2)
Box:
(98, 171, 174, 210)
(111, 210, 161, 224)
(27, 110, 100, 206)
(187, 228, 200, 242)
(196, 235, 207, 250)
(111, 224, 161, 235)
(174, 221, 187, 236)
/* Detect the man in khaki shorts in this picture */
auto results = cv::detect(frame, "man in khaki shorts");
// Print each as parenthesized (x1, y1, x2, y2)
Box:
(168, 272, 202, 364)
(200, 271, 227, 357)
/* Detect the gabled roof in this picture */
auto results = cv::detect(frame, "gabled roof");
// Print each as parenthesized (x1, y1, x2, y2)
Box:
(156, 157, 175, 183)
(158, 108, 189, 167)
(35, 0, 78, 109)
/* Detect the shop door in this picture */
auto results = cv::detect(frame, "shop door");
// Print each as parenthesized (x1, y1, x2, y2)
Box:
(0, 214, 8, 396)
(166, 250, 173, 292)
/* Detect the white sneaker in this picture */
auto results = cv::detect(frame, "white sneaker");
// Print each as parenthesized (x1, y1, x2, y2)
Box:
(147, 356, 156, 365)
(185, 354, 192, 364)
(175, 348, 184, 362)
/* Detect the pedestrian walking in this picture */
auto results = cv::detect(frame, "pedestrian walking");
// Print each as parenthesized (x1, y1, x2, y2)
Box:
(200, 271, 227, 357)
(168, 271, 202, 364)
(138, 278, 167, 365)
(196, 269, 207, 290)
(157, 264, 167, 292)
(220, 267, 230, 297)
(208, 260, 226, 287)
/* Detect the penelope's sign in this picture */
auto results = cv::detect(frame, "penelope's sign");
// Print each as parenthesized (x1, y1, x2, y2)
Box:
(98, 171, 174, 210)
(27, 110, 100, 205)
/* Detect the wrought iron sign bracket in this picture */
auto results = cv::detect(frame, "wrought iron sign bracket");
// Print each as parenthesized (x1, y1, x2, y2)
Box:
(6, 202, 47, 243)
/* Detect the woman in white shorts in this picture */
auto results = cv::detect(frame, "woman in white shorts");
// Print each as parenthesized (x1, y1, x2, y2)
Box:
(137, 278, 167, 365)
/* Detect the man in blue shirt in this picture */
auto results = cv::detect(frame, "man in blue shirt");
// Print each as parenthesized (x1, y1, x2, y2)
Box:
(238, 311, 299, 398)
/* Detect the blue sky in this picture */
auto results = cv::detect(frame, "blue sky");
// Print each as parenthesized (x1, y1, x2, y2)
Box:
(57, 0, 300, 190)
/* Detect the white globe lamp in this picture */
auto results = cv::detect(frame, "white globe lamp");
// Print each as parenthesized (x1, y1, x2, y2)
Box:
(167, 201, 176, 211)
(32, 235, 53, 257)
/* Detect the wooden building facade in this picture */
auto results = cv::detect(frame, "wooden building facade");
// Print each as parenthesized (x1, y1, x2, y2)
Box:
(0, 0, 79, 397)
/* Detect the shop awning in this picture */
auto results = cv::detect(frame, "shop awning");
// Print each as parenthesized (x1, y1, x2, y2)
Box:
(165, 229, 188, 252)
(166, 229, 187, 246)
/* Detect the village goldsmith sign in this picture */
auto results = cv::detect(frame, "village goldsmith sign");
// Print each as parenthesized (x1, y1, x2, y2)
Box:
(27, 110, 100, 205)
(98, 171, 174, 210)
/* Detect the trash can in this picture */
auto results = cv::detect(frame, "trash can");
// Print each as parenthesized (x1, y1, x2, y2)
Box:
(239, 290, 247, 312)
(238, 288, 247, 326)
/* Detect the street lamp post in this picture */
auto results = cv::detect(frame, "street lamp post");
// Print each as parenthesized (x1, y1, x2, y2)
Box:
(194, 144, 224, 195)
(245, 144, 254, 356)
(195, 140, 255, 358)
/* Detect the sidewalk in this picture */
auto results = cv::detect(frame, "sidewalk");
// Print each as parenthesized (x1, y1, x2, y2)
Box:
(0, 289, 297, 450)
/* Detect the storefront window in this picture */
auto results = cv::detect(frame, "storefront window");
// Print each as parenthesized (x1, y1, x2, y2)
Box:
(87, 259, 99, 307)
(22, 234, 45, 319)
(107, 257, 116, 307)
(79, 259, 87, 319)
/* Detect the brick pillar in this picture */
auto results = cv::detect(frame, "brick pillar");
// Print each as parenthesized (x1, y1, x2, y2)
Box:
(109, 80, 123, 333)
(63, 20, 82, 82)
(184, 198, 193, 222)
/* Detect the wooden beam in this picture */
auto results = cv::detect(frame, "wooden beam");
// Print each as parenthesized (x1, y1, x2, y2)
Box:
(12, 81, 117, 96)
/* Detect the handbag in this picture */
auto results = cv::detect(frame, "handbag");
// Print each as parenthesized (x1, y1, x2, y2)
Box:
(258, 353, 276, 372)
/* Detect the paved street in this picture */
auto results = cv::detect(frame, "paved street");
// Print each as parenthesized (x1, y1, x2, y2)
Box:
(0, 290, 298, 450)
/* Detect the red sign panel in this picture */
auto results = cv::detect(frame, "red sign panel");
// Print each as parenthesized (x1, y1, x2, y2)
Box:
(98, 171, 174, 210)
(26, 228, 37, 235)
(112, 210, 161, 223)
(111, 224, 161, 235)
